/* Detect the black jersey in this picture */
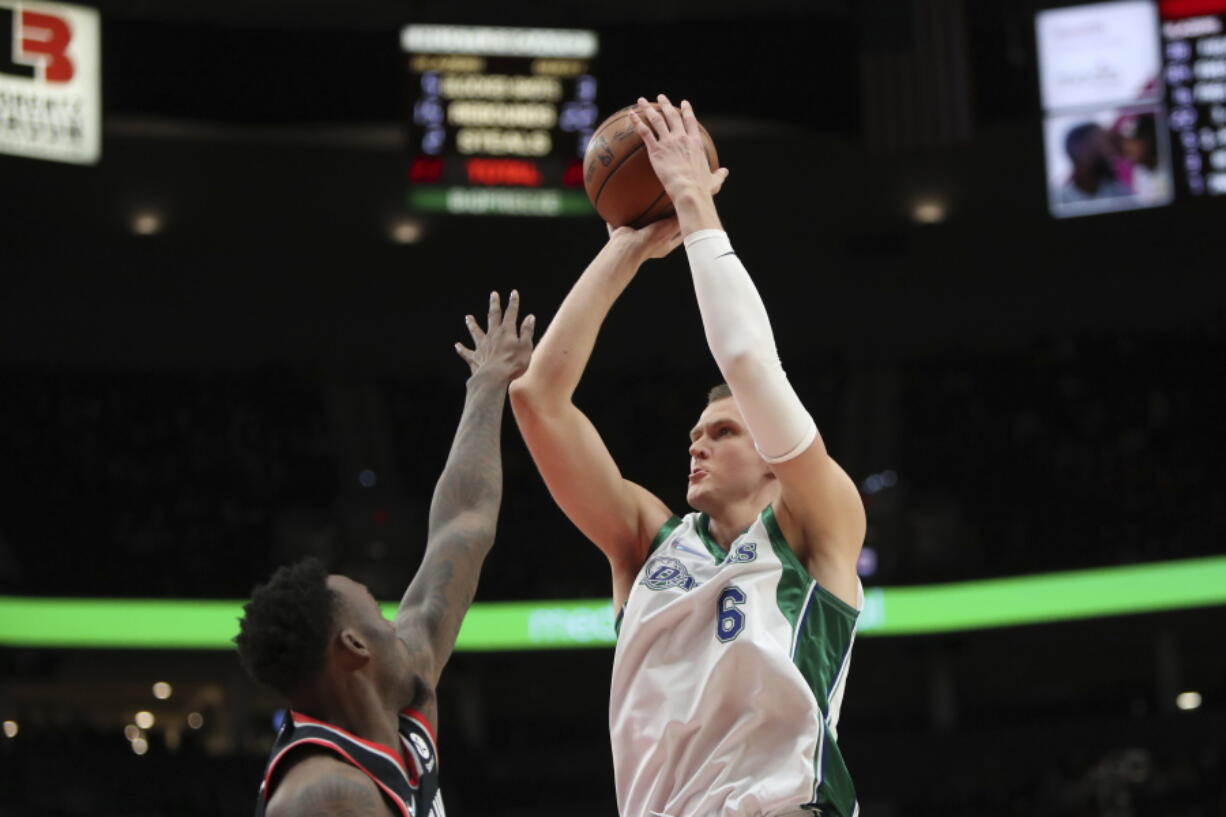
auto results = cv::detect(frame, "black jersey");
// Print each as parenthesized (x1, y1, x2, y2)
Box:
(254, 708, 444, 817)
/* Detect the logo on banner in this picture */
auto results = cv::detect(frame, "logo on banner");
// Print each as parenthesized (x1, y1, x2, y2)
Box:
(1, 6, 75, 82)
(0, 1, 99, 164)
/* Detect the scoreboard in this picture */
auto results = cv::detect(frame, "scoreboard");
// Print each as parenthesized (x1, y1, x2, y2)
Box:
(1161, 0, 1226, 196)
(402, 25, 599, 217)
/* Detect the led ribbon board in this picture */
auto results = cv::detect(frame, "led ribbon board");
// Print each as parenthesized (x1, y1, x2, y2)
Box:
(402, 24, 598, 217)
(2, 556, 1225, 650)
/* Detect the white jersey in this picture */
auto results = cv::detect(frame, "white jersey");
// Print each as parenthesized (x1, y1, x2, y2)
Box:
(610, 507, 861, 817)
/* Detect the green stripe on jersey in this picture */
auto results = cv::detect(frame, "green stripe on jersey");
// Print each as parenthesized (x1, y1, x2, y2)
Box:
(648, 515, 683, 557)
(762, 506, 810, 636)
(762, 505, 860, 817)
(695, 514, 728, 562)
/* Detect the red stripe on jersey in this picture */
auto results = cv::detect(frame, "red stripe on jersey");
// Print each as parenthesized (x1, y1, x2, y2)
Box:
(399, 736, 423, 786)
(402, 708, 438, 747)
(291, 710, 408, 774)
(261, 737, 410, 817)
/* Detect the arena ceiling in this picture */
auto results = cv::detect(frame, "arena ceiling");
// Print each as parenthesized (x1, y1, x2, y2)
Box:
(85, 0, 853, 28)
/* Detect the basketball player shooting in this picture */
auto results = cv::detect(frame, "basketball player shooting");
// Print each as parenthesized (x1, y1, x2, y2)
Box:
(235, 292, 534, 817)
(510, 96, 866, 817)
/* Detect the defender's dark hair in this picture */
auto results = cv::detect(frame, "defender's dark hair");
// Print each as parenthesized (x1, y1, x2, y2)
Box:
(235, 558, 337, 695)
(707, 383, 733, 404)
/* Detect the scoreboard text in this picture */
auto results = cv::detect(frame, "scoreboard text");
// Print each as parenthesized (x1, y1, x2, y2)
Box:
(403, 25, 599, 217)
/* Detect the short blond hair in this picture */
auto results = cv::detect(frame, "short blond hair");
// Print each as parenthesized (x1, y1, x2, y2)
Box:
(706, 383, 732, 404)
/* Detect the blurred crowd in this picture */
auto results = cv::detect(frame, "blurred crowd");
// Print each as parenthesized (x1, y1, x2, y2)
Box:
(3, 711, 1222, 817)
(0, 373, 335, 597)
(892, 326, 1223, 583)
(1, 326, 1221, 598)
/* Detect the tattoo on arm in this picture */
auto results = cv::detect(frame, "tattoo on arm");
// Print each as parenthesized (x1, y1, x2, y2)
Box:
(399, 373, 508, 681)
(292, 773, 388, 817)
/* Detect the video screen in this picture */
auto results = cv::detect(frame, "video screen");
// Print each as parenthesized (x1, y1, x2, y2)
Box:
(1036, 1, 1175, 217)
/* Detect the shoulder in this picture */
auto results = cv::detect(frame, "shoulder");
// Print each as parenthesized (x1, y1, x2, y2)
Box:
(267, 750, 393, 817)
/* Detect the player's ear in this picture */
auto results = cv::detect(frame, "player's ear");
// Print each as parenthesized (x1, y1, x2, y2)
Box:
(336, 628, 372, 667)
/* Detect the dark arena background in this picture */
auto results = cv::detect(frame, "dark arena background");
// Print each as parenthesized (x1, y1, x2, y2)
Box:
(3, 0, 1226, 815)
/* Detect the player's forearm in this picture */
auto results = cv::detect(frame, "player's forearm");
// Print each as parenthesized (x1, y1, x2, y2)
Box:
(397, 370, 508, 666)
(426, 369, 508, 546)
(685, 230, 817, 463)
(512, 239, 642, 405)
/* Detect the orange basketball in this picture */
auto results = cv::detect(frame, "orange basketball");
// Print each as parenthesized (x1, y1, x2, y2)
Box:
(582, 102, 719, 228)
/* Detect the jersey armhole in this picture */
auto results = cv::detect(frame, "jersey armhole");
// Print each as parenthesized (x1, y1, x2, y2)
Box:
(646, 514, 683, 557)
(615, 515, 682, 638)
(263, 739, 409, 817)
(762, 505, 860, 620)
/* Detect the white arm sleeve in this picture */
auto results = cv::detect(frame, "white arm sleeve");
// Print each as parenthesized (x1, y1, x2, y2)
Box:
(684, 229, 817, 464)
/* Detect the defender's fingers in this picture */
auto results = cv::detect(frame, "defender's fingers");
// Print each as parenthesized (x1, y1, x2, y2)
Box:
(503, 289, 520, 328)
(465, 314, 486, 343)
(680, 99, 701, 138)
(657, 94, 682, 134)
(454, 343, 477, 365)
(520, 313, 537, 343)
(487, 290, 502, 330)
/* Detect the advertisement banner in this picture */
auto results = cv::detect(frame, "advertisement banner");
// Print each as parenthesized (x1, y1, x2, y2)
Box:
(0, 1, 99, 164)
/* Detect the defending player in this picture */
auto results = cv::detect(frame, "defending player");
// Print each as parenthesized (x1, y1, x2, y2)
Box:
(510, 96, 866, 817)
(236, 292, 534, 817)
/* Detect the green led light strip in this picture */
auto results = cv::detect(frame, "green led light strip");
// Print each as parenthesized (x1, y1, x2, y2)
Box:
(1, 556, 1224, 650)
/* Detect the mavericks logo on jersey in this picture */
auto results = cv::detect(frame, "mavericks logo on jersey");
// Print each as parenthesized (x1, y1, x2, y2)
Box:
(728, 542, 758, 563)
(640, 556, 698, 591)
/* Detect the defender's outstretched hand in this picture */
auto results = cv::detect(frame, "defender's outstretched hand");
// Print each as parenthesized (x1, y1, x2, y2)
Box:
(629, 95, 729, 201)
(455, 290, 535, 381)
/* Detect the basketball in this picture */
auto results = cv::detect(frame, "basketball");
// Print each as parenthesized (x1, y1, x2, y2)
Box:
(583, 102, 719, 229)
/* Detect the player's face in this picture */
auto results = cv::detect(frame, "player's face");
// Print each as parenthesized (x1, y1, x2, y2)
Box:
(685, 398, 772, 511)
(328, 575, 414, 699)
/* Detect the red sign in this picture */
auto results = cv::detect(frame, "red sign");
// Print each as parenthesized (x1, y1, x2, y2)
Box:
(0, 7, 75, 82)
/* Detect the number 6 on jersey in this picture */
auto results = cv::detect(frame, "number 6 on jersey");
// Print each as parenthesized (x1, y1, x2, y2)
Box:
(716, 586, 747, 642)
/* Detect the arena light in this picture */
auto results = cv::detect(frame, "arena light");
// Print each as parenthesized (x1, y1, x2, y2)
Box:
(152, 681, 172, 700)
(0, 556, 1224, 650)
(389, 219, 424, 245)
(134, 711, 155, 729)
(131, 212, 162, 236)
(911, 199, 947, 224)
(3, 720, 17, 738)
(124, 724, 140, 741)
(187, 712, 204, 730)
(1175, 691, 1203, 710)
(131, 737, 148, 755)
